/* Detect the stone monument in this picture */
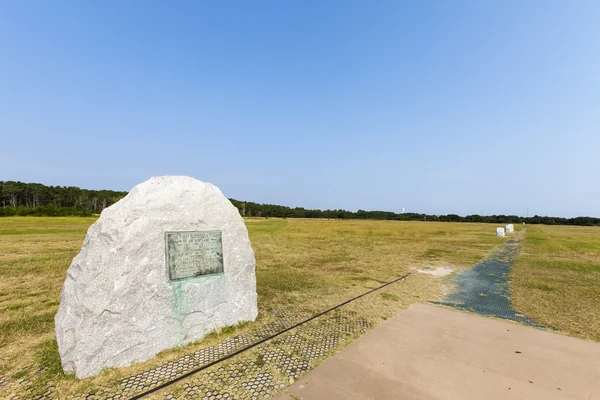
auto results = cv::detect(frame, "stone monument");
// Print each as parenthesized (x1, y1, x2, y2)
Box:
(496, 227, 505, 237)
(505, 224, 514, 233)
(55, 176, 258, 379)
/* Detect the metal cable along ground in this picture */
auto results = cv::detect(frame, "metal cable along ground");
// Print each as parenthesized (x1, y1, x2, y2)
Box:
(129, 273, 411, 399)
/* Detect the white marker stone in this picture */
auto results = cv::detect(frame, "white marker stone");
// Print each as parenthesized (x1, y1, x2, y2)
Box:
(505, 224, 514, 233)
(496, 227, 505, 237)
(55, 176, 258, 378)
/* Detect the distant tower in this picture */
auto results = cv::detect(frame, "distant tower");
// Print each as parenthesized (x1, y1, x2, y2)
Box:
(401, 208, 405, 214)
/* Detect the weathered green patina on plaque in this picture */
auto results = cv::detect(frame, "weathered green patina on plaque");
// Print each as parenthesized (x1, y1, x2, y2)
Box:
(165, 231, 224, 281)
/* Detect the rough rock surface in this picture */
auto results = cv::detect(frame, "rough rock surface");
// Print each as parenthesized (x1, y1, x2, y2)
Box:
(496, 227, 505, 237)
(55, 176, 258, 379)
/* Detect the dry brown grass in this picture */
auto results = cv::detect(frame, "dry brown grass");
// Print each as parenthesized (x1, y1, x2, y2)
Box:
(0, 217, 96, 391)
(0, 217, 510, 398)
(512, 224, 600, 341)
(250, 218, 506, 311)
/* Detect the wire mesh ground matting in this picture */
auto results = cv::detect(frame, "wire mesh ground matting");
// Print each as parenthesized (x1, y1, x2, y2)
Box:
(432, 238, 546, 327)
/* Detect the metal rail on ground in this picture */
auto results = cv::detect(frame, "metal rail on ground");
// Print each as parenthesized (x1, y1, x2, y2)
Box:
(129, 273, 412, 399)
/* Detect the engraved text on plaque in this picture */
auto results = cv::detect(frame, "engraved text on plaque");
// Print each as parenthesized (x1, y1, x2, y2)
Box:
(165, 231, 224, 281)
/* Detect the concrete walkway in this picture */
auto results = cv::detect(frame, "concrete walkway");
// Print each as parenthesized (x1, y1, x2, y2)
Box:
(276, 303, 600, 400)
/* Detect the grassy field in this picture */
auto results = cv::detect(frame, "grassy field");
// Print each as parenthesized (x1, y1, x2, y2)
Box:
(247, 218, 504, 309)
(512, 224, 600, 341)
(0, 217, 97, 390)
(0, 216, 596, 398)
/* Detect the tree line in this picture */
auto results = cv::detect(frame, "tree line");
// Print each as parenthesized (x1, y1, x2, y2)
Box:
(227, 199, 599, 226)
(1, 181, 598, 226)
(0, 181, 127, 216)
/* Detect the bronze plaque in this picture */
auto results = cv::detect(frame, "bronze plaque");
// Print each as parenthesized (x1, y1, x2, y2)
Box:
(165, 230, 224, 281)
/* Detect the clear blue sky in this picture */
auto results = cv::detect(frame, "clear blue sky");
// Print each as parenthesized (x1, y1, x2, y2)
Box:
(1, 1, 599, 217)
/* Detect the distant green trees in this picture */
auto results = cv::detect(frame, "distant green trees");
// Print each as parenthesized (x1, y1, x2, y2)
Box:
(227, 199, 599, 226)
(1, 181, 598, 226)
(0, 181, 127, 216)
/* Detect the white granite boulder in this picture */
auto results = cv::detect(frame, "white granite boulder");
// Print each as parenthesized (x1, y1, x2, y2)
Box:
(496, 227, 505, 237)
(55, 176, 258, 378)
(505, 224, 514, 233)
